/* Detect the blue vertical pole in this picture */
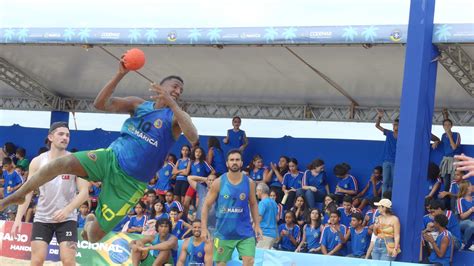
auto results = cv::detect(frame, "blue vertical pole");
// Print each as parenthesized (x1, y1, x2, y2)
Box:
(50, 111, 69, 125)
(392, 0, 438, 263)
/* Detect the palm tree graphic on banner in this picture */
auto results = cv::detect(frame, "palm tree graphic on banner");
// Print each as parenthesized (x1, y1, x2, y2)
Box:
(264, 27, 278, 43)
(435, 25, 452, 42)
(78, 28, 91, 43)
(3, 29, 15, 42)
(188, 28, 202, 44)
(282, 27, 297, 43)
(145, 29, 158, 44)
(207, 28, 221, 44)
(16, 28, 29, 43)
(128, 29, 141, 44)
(64, 28, 75, 42)
(362, 26, 378, 42)
(342, 26, 358, 42)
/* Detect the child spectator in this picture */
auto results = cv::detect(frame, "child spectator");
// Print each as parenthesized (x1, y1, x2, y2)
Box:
(270, 190, 285, 225)
(170, 207, 192, 240)
(282, 158, 304, 208)
(264, 156, 289, 203)
(334, 163, 358, 203)
(164, 190, 184, 219)
(344, 212, 371, 258)
(206, 136, 226, 176)
(355, 166, 382, 211)
(223, 116, 248, 153)
(301, 158, 329, 209)
(439, 170, 464, 211)
(422, 214, 454, 266)
(290, 195, 309, 227)
(320, 210, 347, 256)
(323, 201, 338, 225)
(15, 147, 29, 177)
(143, 190, 157, 217)
(154, 154, 177, 198)
(2, 157, 23, 218)
(276, 211, 301, 251)
(375, 111, 398, 193)
(296, 209, 322, 253)
(364, 197, 381, 228)
(426, 162, 442, 199)
(337, 195, 359, 228)
(77, 202, 90, 228)
(173, 145, 191, 203)
(127, 201, 148, 234)
(151, 200, 170, 221)
(248, 154, 268, 184)
(456, 181, 474, 250)
(427, 199, 462, 250)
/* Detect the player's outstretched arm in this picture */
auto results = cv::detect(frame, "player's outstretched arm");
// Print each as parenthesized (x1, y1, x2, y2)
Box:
(94, 61, 144, 114)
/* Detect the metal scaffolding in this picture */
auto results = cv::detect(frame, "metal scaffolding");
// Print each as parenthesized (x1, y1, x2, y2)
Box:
(438, 45, 474, 97)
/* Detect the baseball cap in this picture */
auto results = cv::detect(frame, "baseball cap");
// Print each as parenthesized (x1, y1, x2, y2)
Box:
(374, 198, 392, 208)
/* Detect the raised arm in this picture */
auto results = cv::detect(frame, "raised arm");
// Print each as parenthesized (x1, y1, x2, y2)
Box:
(188, 175, 206, 190)
(93, 62, 144, 114)
(375, 110, 386, 133)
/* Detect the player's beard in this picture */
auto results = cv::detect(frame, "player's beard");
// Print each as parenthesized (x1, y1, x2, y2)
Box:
(229, 164, 240, 172)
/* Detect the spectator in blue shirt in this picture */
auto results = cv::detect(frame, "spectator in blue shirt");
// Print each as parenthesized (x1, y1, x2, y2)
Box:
(127, 201, 148, 234)
(223, 116, 248, 153)
(301, 158, 329, 209)
(423, 214, 454, 266)
(206, 137, 227, 176)
(375, 110, 398, 193)
(456, 181, 474, 250)
(344, 212, 371, 258)
(355, 166, 383, 211)
(164, 190, 184, 219)
(282, 158, 303, 208)
(334, 163, 358, 204)
(428, 199, 462, 250)
(337, 195, 359, 228)
(264, 156, 289, 203)
(426, 162, 442, 199)
(150, 200, 169, 221)
(154, 154, 177, 197)
(77, 201, 90, 228)
(276, 211, 301, 251)
(2, 157, 23, 217)
(321, 210, 347, 256)
(439, 170, 464, 211)
(248, 154, 268, 184)
(296, 208, 323, 253)
(256, 183, 278, 249)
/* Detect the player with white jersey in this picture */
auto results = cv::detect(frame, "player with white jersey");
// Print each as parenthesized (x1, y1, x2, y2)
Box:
(11, 122, 89, 266)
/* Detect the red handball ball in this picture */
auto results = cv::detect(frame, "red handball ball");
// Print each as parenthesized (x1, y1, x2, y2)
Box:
(122, 48, 146, 71)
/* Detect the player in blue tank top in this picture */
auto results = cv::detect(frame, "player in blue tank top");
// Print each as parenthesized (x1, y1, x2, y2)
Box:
(177, 220, 213, 266)
(201, 150, 262, 265)
(130, 218, 178, 265)
(223, 116, 248, 153)
(0, 60, 200, 243)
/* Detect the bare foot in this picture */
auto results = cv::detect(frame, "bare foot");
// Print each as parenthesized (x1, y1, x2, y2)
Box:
(81, 213, 96, 241)
(0, 194, 26, 211)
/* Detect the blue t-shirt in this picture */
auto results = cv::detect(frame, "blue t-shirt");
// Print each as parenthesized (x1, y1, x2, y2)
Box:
(77, 214, 87, 228)
(304, 224, 321, 250)
(165, 201, 183, 213)
(350, 226, 370, 256)
(457, 198, 474, 220)
(2, 170, 23, 197)
(363, 180, 383, 199)
(320, 224, 347, 255)
(336, 175, 358, 195)
(175, 158, 190, 181)
(227, 129, 246, 150)
(185, 237, 206, 265)
(283, 171, 304, 190)
(302, 170, 327, 192)
(258, 197, 278, 238)
(366, 209, 381, 227)
(423, 210, 461, 246)
(155, 162, 175, 191)
(109, 102, 176, 182)
(190, 160, 212, 177)
(153, 212, 170, 220)
(250, 167, 266, 182)
(383, 129, 397, 163)
(429, 230, 452, 266)
(210, 147, 226, 174)
(215, 173, 254, 240)
(112, 216, 130, 232)
(171, 219, 186, 239)
(269, 171, 284, 188)
(428, 177, 442, 196)
(449, 181, 460, 196)
(337, 207, 353, 228)
(441, 132, 461, 157)
(128, 215, 148, 234)
(278, 224, 300, 251)
(89, 184, 101, 197)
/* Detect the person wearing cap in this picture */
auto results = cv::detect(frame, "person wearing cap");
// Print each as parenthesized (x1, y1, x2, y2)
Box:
(371, 198, 401, 261)
(10, 122, 90, 266)
(0, 59, 199, 244)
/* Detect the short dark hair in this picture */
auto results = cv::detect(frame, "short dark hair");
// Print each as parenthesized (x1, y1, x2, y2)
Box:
(430, 199, 445, 210)
(427, 162, 440, 181)
(374, 166, 383, 173)
(156, 217, 172, 231)
(136, 201, 146, 209)
(167, 153, 177, 164)
(2, 157, 12, 166)
(333, 164, 349, 176)
(49, 121, 69, 134)
(394, 118, 400, 123)
(288, 158, 298, 166)
(16, 147, 26, 157)
(146, 189, 156, 196)
(81, 201, 89, 208)
(160, 75, 183, 85)
(434, 214, 448, 228)
(352, 212, 364, 222)
(192, 219, 202, 225)
(232, 116, 241, 122)
(330, 210, 341, 218)
(170, 207, 180, 213)
(226, 149, 242, 161)
(369, 197, 381, 208)
(3, 142, 16, 154)
(207, 136, 222, 150)
(382, 191, 392, 200)
(343, 195, 353, 204)
(166, 190, 174, 195)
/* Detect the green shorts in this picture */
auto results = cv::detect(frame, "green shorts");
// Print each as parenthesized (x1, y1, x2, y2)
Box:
(73, 148, 147, 233)
(213, 237, 256, 262)
(140, 251, 173, 266)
